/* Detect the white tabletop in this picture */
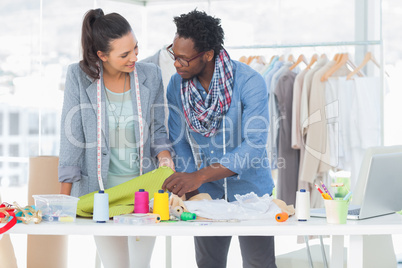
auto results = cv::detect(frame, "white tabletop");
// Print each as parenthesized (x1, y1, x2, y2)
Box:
(4, 213, 402, 237)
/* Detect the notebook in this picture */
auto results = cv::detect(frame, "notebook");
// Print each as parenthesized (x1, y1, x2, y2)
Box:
(311, 146, 402, 220)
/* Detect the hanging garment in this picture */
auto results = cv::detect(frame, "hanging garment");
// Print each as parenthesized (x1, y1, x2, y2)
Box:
(291, 69, 308, 150)
(268, 62, 295, 169)
(263, 61, 283, 167)
(299, 59, 335, 183)
(325, 77, 346, 170)
(354, 77, 382, 149)
(274, 69, 299, 206)
(347, 76, 382, 189)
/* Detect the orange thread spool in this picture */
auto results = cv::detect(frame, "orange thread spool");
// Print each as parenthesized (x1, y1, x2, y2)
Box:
(275, 212, 289, 222)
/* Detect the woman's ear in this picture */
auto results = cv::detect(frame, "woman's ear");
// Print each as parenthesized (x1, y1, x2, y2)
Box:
(97, 51, 107, 62)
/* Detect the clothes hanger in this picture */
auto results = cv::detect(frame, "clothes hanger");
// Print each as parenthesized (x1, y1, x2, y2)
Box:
(346, 58, 364, 78)
(239, 56, 248, 64)
(321, 53, 349, 82)
(332, 53, 340, 62)
(305, 53, 319, 70)
(289, 54, 308, 70)
(257, 55, 268, 65)
(268, 55, 276, 65)
(346, 52, 387, 80)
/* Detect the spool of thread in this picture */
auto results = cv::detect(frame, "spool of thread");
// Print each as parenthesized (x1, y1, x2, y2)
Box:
(134, 189, 149, 213)
(275, 212, 289, 222)
(153, 190, 169, 221)
(170, 206, 184, 218)
(93, 190, 109, 223)
(295, 189, 310, 221)
(180, 212, 196, 221)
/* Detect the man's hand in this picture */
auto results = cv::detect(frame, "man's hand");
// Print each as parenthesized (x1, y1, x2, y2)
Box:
(162, 172, 203, 197)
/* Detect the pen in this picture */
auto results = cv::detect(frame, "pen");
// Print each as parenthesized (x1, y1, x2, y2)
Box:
(320, 181, 333, 200)
(343, 191, 353, 201)
(314, 184, 324, 194)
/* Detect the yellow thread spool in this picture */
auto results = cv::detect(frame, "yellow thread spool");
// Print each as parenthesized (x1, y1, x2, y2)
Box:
(153, 190, 169, 220)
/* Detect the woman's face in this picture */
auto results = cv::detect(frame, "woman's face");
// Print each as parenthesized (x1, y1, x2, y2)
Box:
(100, 31, 139, 73)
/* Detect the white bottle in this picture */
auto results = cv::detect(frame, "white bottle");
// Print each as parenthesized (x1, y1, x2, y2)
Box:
(295, 189, 310, 221)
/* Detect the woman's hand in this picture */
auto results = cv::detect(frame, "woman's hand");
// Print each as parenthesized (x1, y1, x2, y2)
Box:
(157, 150, 175, 172)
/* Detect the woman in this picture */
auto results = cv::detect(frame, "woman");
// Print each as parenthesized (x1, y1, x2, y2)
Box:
(58, 9, 174, 268)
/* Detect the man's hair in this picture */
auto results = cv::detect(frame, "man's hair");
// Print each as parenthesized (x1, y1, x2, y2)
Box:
(173, 9, 224, 57)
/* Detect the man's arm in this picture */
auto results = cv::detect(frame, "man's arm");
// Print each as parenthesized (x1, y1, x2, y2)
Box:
(162, 163, 236, 197)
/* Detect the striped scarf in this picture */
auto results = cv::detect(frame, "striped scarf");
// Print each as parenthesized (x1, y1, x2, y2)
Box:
(180, 49, 234, 137)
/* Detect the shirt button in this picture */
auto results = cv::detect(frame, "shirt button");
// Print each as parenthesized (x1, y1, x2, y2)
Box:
(211, 150, 214, 154)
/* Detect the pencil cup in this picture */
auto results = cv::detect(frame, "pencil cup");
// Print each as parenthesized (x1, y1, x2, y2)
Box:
(324, 199, 349, 224)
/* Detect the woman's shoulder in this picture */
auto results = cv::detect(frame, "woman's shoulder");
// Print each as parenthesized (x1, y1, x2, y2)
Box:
(136, 61, 159, 74)
(66, 62, 91, 81)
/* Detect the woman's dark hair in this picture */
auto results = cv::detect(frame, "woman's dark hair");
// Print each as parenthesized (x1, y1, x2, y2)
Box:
(80, 9, 132, 80)
(173, 10, 224, 57)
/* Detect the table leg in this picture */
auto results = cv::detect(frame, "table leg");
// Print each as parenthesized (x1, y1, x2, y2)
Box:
(166, 236, 172, 268)
(330, 235, 344, 268)
(348, 235, 363, 268)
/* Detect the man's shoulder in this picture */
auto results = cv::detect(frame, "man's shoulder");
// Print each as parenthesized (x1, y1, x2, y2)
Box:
(232, 60, 264, 84)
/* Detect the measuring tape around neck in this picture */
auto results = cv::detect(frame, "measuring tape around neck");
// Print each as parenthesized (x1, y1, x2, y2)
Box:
(97, 67, 144, 191)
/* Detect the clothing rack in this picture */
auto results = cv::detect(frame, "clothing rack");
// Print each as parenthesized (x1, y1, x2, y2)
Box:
(227, 37, 385, 146)
(226, 40, 381, 50)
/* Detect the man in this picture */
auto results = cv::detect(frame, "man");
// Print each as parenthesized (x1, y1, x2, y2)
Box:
(162, 10, 276, 268)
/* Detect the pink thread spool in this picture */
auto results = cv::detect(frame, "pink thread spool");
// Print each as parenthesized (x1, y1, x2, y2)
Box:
(134, 189, 149, 213)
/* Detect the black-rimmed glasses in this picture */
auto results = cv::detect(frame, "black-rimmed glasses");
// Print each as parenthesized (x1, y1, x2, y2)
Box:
(166, 44, 206, 67)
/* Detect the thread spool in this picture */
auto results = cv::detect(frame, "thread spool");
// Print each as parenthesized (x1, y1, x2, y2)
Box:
(134, 189, 149, 213)
(295, 189, 310, 221)
(170, 206, 184, 218)
(275, 212, 289, 222)
(180, 212, 196, 221)
(93, 190, 109, 223)
(153, 190, 169, 221)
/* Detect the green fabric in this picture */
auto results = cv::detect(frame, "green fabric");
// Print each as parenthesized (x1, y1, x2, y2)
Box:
(76, 166, 174, 218)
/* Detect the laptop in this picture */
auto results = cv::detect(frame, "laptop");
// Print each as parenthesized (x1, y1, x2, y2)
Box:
(311, 146, 402, 220)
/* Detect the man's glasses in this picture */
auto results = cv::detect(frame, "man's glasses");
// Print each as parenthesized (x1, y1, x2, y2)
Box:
(166, 44, 206, 67)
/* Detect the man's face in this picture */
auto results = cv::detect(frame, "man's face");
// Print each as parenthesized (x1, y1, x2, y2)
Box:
(170, 35, 208, 80)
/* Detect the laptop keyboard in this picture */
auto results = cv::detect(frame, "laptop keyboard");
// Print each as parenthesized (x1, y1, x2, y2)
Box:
(348, 208, 361, 215)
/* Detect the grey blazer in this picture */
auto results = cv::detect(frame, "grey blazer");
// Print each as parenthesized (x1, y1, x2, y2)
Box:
(58, 62, 174, 197)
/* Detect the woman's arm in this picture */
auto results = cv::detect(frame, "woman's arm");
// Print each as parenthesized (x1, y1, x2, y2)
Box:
(157, 150, 175, 171)
(60, 182, 72, 195)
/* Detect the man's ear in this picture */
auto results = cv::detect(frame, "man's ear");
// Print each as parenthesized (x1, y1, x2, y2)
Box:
(205, 50, 215, 62)
(97, 51, 107, 62)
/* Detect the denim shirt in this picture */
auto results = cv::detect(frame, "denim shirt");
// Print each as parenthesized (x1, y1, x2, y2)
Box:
(167, 60, 275, 201)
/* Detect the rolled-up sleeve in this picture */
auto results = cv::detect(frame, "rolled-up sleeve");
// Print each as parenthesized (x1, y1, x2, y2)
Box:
(58, 166, 81, 183)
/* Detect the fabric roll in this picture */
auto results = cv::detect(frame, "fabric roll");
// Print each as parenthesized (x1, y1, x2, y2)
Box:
(28, 156, 68, 268)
